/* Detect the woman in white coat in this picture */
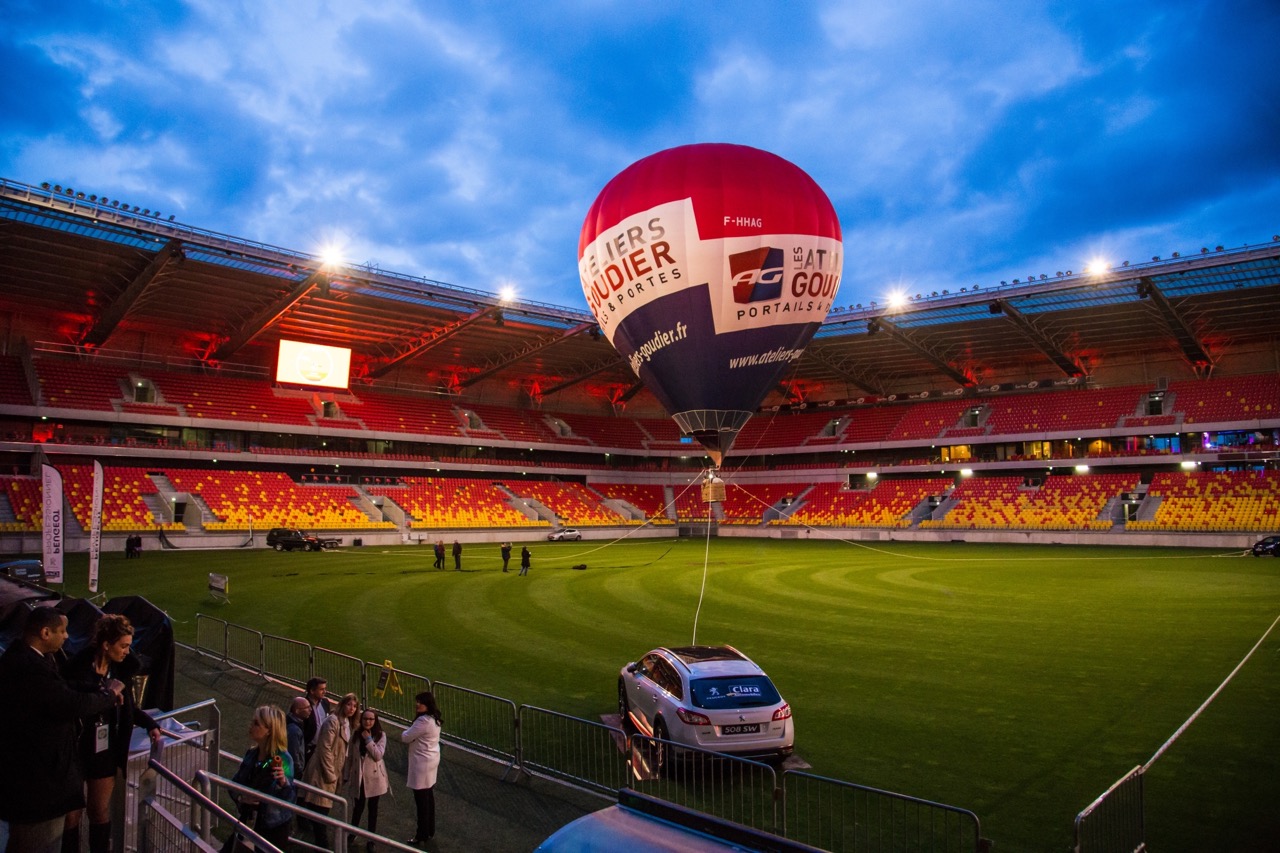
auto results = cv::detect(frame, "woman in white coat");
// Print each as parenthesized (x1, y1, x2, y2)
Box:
(341, 707, 390, 850)
(401, 691, 442, 847)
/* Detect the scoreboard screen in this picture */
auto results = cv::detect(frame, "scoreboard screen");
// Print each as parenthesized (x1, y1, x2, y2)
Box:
(275, 339, 352, 389)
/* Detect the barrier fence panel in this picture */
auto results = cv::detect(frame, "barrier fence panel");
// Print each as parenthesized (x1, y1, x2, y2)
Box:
(518, 705, 629, 796)
(783, 770, 986, 853)
(126, 701, 222, 853)
(1074, 766, 1145, 853)
(364, 661, 431, 725)
(263, 634, 313, 687)
(224, 624, 263, 673)
(432, 682, 518, 765)
(629, 734, 778, 834)
(314, 646, 366, 703)
(195, 614, 227, 660)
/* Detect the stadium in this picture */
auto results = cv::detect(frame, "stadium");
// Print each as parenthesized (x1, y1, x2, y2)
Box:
(1, 177, 1279, 851)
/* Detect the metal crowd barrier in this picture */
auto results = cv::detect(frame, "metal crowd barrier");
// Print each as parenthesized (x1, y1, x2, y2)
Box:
(314, 645, 366, 699)
(629, 733, 778, 833)
(1073, 765, 1145, 853)
(783, 770, 987, 853)
(518, 705, 629, 794)
(194, 615, 991, 851)
(435, 681, 519, 764)
(263, 633, 312, 687)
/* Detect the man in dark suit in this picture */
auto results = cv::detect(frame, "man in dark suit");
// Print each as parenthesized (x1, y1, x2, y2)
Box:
(0, 606, 122, 853)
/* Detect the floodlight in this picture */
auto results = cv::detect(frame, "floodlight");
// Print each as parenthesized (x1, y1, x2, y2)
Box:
(1180, 460, 1198, 470)
(1074, 464, 1089, 473)
(885, 290, 907, 310)
(499, 286, 516, 303)
(960, 469, 973, 477)
(1086, 259, 1109, 276)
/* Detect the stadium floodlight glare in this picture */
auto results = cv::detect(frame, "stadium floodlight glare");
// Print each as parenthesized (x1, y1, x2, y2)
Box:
(960, 469, 973, 477)
(1086, 259, 1109, 276)
(866, 471, 878, 480)
(885, 290, 908, 310)
(1180, 460, 1198, 470)
(499, 286, 516, 303)
(1075, 464, 1089, 473)
(319, 245, 345, 268)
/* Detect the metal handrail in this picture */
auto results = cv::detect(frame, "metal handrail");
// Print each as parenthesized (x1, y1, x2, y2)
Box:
(216, 748, 348, 824)
(143, 755, 279, 853)
(196, 769, 419, 853)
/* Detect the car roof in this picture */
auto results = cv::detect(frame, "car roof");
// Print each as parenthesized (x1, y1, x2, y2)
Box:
(658, 645, 765, 678)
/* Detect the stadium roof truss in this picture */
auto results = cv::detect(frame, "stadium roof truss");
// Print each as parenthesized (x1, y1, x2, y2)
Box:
(2, 178, 1278, 407)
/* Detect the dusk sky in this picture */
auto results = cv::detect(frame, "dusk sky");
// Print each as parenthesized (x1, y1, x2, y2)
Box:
(3, 1, 1277, 312)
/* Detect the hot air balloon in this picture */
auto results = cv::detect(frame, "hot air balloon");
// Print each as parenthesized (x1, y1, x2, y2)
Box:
(578, 143, 842, 467)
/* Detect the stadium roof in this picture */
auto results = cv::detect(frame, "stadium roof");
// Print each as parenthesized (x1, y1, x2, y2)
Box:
(3, 178, 1278, 410)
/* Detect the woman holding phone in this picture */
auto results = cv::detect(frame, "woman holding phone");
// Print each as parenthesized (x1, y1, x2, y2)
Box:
(223, 705, 296, 852)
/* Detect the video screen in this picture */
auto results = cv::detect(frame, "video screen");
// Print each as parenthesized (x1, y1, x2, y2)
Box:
(275, 339, 352, 389)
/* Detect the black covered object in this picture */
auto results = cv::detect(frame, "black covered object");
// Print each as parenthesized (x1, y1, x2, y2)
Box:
(0, 577, 59, 654)
(54, 596, 105, 659)
(103, 595, 176, 712)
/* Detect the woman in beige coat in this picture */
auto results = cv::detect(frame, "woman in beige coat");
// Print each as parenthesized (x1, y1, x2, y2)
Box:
(300, 692, 358, 846)
(341, 707, 390, 850)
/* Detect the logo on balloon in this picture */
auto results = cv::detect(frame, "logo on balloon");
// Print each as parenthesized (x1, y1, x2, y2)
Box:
(730, 247, 785, 304)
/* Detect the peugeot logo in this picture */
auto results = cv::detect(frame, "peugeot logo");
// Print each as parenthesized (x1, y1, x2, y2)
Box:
(739, 715, 745, 722)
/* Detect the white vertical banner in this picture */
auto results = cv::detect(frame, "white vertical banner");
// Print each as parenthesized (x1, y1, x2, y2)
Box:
(89, 460, 104, 593)
(41, 463, 64, 585)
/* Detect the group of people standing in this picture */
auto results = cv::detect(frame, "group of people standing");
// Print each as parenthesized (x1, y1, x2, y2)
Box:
(0, 607, 444, 853)
(123, 534, 143, 558)
(227, 675, 443, 851)
(0, 607, 159, 853)
(500, 542, 533, 574)
(431, 539, 464, 571)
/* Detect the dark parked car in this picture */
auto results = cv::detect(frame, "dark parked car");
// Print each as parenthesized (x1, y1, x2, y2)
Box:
(1250, 535, 1280, 556)
(266, 528, 322, 552)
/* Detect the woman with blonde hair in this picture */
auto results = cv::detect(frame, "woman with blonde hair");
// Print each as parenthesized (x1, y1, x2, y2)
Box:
(222, 705, 295, 852)
(301, 691, 358, 846)
(64, 612, 161, 853)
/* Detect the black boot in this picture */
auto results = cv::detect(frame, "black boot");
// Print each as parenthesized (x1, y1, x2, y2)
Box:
(61, 824, 80, 853)
(88, 822, 112, 853)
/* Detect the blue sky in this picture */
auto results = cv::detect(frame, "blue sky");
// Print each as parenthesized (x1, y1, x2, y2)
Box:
(3, 0, 1277, 311)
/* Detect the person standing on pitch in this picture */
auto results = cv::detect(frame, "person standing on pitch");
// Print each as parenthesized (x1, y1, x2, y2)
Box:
(433, 540, 445, 570)
(500, 542, 512, 572)
(452, 539, 462, 571)
(519, 545, 532, 576)
(0, 607, 122, 853)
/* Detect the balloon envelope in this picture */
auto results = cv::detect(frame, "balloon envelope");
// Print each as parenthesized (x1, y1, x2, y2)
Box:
(579, 143, 842, 463)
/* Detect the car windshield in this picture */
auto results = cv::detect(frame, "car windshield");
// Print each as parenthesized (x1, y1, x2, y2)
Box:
(689, 675, 781, 710)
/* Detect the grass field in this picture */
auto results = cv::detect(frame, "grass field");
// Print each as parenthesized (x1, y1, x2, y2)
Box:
(43, 536, 1280, 851)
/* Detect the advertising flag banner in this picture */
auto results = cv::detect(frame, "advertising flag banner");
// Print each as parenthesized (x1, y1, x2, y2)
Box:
(89, 460, 104, 593)
(41, 463, 64, 584)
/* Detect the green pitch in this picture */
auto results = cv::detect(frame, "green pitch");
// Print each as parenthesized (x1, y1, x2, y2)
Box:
(50, 537, 1280, 851)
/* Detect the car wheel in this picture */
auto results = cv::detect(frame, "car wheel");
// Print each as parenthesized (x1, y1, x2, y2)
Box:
(617, 680, 630, 725)
(653, 718, 670, 778)
(274, 543, 284, 552)
(307, 543, 316, 552)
